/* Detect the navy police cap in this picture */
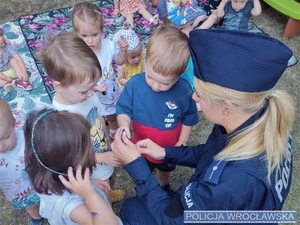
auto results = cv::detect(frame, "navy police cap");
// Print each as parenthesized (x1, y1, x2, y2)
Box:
(188, 29, 293, 92)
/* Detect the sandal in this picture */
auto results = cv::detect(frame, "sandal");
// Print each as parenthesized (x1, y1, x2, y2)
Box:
(149, 14, 159, 27)
(123, 21, 134, 30)
(17, 78, 33, 91)
(3, 80, 17, 92)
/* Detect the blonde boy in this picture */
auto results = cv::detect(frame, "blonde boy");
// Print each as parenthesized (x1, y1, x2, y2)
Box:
(116, 26, 199, 193)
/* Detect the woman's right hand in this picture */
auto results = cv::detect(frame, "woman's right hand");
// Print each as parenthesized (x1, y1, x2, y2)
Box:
(136, 138, 166, 160)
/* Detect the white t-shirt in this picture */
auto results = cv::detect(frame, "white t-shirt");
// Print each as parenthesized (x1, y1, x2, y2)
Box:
(95, 37, 121, 116)
(52, 93, 114, 180)
(0, 130, 36, 202)
(38, 183, 123, 225)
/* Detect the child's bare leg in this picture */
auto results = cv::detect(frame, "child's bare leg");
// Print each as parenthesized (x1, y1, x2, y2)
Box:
(157, 170, 170, 186)
(138, 7, 155, 22)
(125, 13, 134, 25)
(94, 178, 112, 205)
(106, 113, 119, 137)
(0, 78, 8, 87)
(10, 57, 28, 81)
(26, 204, 42, 219)
(199, 13, 220, 29)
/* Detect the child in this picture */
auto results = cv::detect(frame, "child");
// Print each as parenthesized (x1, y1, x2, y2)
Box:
(0, 27, 33, 92)
(38, 32, 125, 204)
(0, 98, 43, 225)
(116, 26, 199, 193)
(157, 0, 221, 32)
(112, 0, 159, 29)
(72, 1, 128, 138)
(217, 0, 262, 31)
(114, 29, 144, 89)
(24, 109, 122, 225)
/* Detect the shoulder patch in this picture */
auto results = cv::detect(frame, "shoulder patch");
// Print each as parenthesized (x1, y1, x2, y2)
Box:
(203, 160, 229, 184)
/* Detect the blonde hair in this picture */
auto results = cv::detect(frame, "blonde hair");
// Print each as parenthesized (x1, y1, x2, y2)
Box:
(146, 26, 190, 77)
(127, 43, 143, 61)
(195, 79, 295, 180)
(72, 1, 104, 34)
(38, 32, 101, 87)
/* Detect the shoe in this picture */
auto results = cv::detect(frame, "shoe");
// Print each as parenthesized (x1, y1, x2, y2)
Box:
(123, 21, 134, 30)
(111, 189, 126, 202)
(149, 14, 159, 27)
(29, 217, 44, 225)
(17, 78, 33, 91)
(3, 80, 17, 92)
(287, 55, 298, 67)
(162, 183, 176, 196)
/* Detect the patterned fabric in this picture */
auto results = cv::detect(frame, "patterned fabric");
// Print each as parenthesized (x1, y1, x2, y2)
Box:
(18, 0, 158, 100)
(120, 0, 146, 17)
(0, 44, 16, 72)
(0, 21, 52, 129)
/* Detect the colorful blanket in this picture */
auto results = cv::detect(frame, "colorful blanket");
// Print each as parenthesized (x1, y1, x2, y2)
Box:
(1, 0, 265, 127)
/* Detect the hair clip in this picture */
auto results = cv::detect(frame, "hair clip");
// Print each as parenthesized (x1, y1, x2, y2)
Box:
(31, 109, 68, 176)
(94, 10, 102, 16)
(75, 5, 85, 15)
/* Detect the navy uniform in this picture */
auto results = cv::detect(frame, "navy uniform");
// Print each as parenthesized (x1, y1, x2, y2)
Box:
(120, 29, 293, 225)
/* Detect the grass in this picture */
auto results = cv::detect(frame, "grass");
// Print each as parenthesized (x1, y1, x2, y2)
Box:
(0, 1, 299, 224)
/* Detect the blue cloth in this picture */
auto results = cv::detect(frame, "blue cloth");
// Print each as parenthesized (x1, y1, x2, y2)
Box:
(180, 58, 194, 89)
(120, 108, 293, 225)
(188, 29, 292, 92)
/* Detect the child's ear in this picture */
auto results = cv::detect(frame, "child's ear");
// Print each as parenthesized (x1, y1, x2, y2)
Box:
(53, 81, 62, 92)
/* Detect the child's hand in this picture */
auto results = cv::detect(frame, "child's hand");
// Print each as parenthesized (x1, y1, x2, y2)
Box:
(118, 35, 128, 52)
(112, 8, 119, 16)
(118, 126, 131, 139)
(59, 166, 96, 199)
(94, 83, 108, 92)
(92, 179, 111, 192)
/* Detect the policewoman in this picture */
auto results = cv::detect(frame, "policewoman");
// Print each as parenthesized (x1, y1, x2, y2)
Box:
(111, 29, 295, 225)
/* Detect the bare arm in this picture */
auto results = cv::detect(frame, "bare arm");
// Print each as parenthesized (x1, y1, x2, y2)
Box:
(175, 124, 193, 146)
(117, 114, 132, 138)
(251, 0, 262, 17)
(59, 166, 118, 225)
(217, 0, 228, 18)
(117, 65, 127, 86)
(114, 36, 128, 65)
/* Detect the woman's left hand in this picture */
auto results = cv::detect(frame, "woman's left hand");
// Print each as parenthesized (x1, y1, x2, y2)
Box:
(111, 128, 141, 164)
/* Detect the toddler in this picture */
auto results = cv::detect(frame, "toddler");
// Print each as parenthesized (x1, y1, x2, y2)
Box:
(114, 29, 144, 89)
(113, 0, 159, 29)
(0, 27, 33, 92)
(0, 98, 43, 225)
(116, 26, 199, 194)
(38, 32, 125, 204)
(72, 1, 128, 138)
(24, 109, 122, 225)
(217, 0, 262, 31)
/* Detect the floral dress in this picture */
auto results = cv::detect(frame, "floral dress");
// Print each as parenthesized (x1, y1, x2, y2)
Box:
(120, 0, 146, 17)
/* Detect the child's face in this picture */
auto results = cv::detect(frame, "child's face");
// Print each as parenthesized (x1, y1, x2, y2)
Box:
(231, 0, 248, 12)
(55, 80, 96, 105)
(127, 53, 142, 66)
(144, 61, 179, 92)
(75, 21, 102, 54)
(0, 119, 16, 153)
(0, 30, 6, 49)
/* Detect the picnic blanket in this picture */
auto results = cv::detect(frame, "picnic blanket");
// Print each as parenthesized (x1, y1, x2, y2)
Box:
(1, 0, 265, 127)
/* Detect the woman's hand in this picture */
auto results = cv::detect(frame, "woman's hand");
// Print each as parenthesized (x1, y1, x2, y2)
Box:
(111, 128, 141, 164)
(136, 138, 166, 160)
